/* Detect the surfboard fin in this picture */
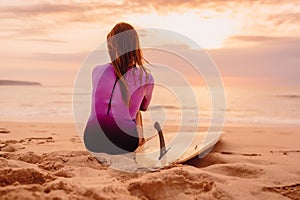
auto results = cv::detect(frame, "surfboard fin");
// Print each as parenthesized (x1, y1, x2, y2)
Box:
(154, 122, 168, 160)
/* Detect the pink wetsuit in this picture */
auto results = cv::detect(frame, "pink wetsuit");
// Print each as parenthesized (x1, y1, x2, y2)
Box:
(84, 63, 154, 154)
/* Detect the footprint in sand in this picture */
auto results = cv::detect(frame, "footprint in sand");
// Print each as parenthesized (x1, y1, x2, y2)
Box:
(220, 151, 262, 157)
(263, 183, 300, 200)
(70, 137, 82, 143)
(203, 163, 264, 179)
(270, 150, 300, 155)
(33, 130, 48, 133)
(25, 137, 54, 144)
(0, 128, 10, 134)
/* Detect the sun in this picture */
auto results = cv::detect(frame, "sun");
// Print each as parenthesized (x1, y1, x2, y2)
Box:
(125, 11, 237, 49)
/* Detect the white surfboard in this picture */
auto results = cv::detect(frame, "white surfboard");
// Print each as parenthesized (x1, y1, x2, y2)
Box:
(135, 122, 223, 168)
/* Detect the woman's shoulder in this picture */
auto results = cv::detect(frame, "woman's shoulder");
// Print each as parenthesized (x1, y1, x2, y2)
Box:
(142, 69, 154, 83)
(147, 71, 154, 82)
(92, 63, 113, 76)
(93, 63, 112, 73)
(91, 63, 114, 83)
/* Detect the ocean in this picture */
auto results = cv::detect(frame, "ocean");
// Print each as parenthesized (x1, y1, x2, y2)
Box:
(1, 85, 299, 127)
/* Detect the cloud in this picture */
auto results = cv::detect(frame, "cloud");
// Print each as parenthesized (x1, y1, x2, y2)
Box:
(267, 12, 300, 26)
(0, 1, 128, 40)
(21, 38, 67, 43)
(228, 35, 300, 45)
(31, 52, 89, 63)
(0, 3, 80, 16)
(208, 37, 300, 86)
(0, 1, 128, 21)
(0, 51, 88, 64)
(1, 1, 299, 24)
(0, 0, 299, 45)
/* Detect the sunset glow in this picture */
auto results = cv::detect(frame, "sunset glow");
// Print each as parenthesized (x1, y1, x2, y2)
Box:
(0, 0, 299, 86)
(126, 11, 238, 49)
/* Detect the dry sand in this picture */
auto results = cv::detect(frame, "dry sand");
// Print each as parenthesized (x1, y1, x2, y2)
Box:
(0, 121, 299, 200)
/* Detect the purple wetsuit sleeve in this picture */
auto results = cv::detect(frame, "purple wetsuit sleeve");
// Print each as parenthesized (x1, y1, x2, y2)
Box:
(139, 75, 154, 111)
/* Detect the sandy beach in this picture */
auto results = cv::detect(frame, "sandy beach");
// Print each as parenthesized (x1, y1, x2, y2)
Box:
(0, 121, 299, 199)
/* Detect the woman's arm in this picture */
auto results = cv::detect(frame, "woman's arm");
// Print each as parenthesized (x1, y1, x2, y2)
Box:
(139, 77, 154, 111)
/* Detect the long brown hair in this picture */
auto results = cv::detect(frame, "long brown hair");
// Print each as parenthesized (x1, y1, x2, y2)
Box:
(107, 22, 148, 105)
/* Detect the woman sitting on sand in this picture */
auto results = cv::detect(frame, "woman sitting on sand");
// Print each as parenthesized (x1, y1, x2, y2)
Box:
(84, 22, 154, 154)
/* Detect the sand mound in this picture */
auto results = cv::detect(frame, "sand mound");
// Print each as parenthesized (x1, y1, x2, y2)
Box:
(0, 168, 54, 186)
(1, 151, 41, 164)
(0, 141, 25, 152)
(128, 167, 225, 200)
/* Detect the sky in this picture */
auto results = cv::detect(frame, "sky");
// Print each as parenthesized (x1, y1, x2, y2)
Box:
(0, 0, 300, 87)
